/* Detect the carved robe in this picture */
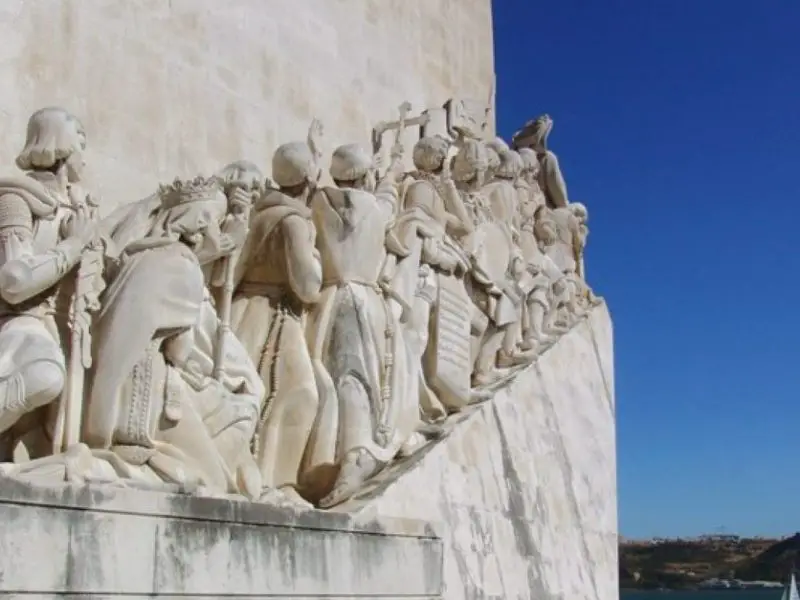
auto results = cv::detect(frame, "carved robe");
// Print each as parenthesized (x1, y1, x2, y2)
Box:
(515, 178, 546, 264)
(536, 149, 569, 209)
(229, 190, 322, 495)
(303, 178, 418, 501)
(546, 206, 592, 317)
(483, 177, 519, 237)
(82, 229, 263, 497)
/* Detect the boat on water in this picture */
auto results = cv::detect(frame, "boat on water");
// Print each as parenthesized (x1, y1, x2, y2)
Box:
(781, 572, 799, 600)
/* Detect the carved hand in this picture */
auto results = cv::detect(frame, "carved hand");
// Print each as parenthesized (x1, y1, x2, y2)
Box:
(440, 152, 453, 183)
(229, 186, 254, 215)
(307, 118, 324, 158)
(163, 328, 195, 369)
(388, 141, 405, 175)
(390, 140, 404, 162)
(61, 204, 97, 246)
(220, 213, 249, 252)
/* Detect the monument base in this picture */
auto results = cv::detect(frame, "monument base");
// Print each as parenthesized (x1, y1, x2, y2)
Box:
(0, 480, 443, 598)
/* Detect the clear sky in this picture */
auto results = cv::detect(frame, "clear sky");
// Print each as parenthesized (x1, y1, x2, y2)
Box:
(493, 0, 799, 539)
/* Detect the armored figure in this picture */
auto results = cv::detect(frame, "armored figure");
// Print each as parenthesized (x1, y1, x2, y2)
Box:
(0, 107, 99, 455)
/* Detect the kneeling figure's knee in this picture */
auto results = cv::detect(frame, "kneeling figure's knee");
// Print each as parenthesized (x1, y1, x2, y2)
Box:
(24, 360, 66, 409)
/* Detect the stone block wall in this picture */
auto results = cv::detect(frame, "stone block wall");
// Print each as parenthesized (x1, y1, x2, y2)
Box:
(0, 481, 443, 598)
(361, 303, 619, 600)
(0, 0, 494, 211)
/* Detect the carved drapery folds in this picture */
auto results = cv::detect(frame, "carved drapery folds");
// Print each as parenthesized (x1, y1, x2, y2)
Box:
(0, 104, 601, 509)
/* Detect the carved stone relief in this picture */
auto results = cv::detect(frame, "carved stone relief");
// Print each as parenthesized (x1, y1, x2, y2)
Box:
(0, 104, 600, 510)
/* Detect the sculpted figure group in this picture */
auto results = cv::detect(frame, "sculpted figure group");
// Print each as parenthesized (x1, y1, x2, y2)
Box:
(0, 105, 600, 509)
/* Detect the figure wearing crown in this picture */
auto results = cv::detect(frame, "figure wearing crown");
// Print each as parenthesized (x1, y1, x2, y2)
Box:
(11, 174, 266, 495)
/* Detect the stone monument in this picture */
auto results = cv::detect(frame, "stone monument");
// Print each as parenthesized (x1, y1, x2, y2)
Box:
(0, 2, 617, 599)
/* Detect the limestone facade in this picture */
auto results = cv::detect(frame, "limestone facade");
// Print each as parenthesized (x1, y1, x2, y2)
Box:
(0, 3, 619, 599)
(366, 304, 618, 600)
(0, 0, 495, 211)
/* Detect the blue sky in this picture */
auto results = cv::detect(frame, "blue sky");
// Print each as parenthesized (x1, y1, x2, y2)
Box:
(493, 0, 799, 539)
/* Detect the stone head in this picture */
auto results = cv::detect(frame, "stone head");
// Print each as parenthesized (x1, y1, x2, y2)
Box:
(16, 107, 87, 183)
(330, 143, 376, 192)
(451, 139, 488, 188)
(484, 137, 508, 176)
(272, 142, 322, 201)
(412, 135, 450, 174)
(217, 160, 264, 191)
(493, 149, 524, 181)
(569, 202, 588, 224)
(533, 208, 558, 249)
(156, 176, 228, 251)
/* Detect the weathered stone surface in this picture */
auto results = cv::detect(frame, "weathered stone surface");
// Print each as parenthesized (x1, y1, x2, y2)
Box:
(0, 0, 494, 211)
(0, 4, 619, 599)
(359, 303, 618, 600)
(0, 480, 443, 598)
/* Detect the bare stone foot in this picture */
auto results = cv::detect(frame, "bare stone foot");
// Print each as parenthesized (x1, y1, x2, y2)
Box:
(471, 367, 512, 388)
(317, 449, 379, 509)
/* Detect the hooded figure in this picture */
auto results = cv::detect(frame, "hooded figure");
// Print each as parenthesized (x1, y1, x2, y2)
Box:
(80, 176, 264, 497)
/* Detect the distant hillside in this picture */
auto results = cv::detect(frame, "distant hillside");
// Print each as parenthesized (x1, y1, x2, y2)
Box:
(734, 533, 800, 581)
(620, 534, 798, 590)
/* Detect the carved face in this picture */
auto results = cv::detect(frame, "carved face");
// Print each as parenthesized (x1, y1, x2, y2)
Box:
(166, 196, 227, 254)
(66, 129, 87, 183)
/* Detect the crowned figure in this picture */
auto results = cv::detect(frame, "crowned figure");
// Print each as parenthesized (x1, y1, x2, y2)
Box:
(0, 175, 264, 497)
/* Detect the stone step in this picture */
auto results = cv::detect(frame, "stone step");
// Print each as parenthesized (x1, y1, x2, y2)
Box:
(0, 480, 443, 598)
